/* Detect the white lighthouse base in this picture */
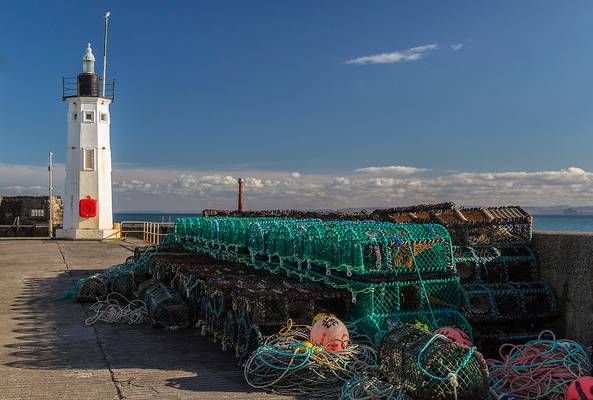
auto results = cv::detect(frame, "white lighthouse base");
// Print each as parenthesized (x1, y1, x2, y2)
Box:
(56, 228, 119, 240)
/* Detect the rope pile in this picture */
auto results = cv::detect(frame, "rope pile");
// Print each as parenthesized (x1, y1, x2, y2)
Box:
(85, 293, 148, 325)
(244, 321, 379, 398)
(340, 376, 411, 400)
(488, 331, 592, 399)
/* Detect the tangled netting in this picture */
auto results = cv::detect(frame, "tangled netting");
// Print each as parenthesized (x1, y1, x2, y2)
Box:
(379, 324, 490, 400)
(340, 376, 412, 400)
(243, 322, 391, 399)
(85, 293, 148, 325)
(488, 331, 592, 399)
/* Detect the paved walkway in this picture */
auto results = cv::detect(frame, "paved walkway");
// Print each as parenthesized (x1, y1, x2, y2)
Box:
(0, 239, 289, 399)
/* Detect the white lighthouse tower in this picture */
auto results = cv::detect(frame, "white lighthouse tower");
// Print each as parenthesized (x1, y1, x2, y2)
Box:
(57, 43, 117, 239)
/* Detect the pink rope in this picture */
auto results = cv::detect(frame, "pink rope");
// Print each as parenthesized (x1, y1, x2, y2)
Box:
(487, 331, 592, 400)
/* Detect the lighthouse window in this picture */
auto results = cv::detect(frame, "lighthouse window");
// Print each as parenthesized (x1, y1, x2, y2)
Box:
(83, 111, 95, 122)
(72, 112, 78, 121)
(82, 149, 96, 171)
(99, 112, 109, 123)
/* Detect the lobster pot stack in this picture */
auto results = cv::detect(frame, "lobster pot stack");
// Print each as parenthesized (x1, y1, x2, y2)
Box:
(200, 204, 560, 356)
(379, 324, 490, 400)
(173, 217, 471, 344)
(143, 251, 351, 357)
(373, 205, 559, 355)
(67, 246, 158, 302)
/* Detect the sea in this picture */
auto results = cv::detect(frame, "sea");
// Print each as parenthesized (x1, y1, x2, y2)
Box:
(113, 213, 593, 232)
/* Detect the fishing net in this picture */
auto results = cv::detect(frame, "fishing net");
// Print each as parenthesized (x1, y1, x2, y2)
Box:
(58, 246, 159, 301)
(379, 324, 490, 400)
(461, 282, 558, 323)
(453, 244, 538, 285)
(243, 324, 380, 398)
(340, 376, 413, 400)
(85, 292, 148, 326)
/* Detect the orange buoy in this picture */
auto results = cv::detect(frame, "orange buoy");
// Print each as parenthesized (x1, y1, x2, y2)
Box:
(566, 377, 593, 400)
(310, 316, 349, 351)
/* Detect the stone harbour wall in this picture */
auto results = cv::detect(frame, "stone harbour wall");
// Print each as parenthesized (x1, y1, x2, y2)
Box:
(532, 231, 593, 345)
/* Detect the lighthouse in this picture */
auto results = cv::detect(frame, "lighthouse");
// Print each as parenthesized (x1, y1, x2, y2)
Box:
(57, 43, 117, 239)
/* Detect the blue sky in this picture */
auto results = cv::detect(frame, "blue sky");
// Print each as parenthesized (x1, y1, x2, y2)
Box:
(2, 1, 593, 210)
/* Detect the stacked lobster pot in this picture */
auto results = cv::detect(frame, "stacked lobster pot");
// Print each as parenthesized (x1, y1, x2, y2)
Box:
(203, 204, 559, 356)
(145, 252, 351, 357)
(375, 204, 559, 355)
(174, 217, 472, 345)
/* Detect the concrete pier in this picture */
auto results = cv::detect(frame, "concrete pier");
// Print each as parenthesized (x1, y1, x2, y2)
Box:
(0, 239, 288, 399)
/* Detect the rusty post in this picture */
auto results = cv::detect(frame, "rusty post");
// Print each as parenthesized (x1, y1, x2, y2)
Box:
(238, 178, 244, 212)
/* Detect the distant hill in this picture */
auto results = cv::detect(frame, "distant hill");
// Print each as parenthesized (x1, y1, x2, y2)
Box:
(524, 206, 593, 215)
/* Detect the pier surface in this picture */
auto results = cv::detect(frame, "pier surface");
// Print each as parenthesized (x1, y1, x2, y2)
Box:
(0, 239, 288, 400)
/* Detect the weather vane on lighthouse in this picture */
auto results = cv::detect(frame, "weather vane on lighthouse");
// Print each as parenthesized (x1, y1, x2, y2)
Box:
(57, 12, 117, 240)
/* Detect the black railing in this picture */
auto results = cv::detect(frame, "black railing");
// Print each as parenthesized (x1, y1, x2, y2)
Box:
(62, 76, 115, 101)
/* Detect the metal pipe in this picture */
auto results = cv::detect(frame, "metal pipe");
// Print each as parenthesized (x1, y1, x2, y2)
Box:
(48, 151, 53, 239)
(102, 11, 110, 97)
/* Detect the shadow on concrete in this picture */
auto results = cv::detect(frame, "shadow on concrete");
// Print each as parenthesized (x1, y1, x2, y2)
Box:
(5, 270, 265, 395)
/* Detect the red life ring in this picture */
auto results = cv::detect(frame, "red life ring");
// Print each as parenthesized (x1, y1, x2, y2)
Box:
(79, 197, 97, 217)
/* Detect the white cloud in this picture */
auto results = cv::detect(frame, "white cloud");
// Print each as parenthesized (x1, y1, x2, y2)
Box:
(345, 44, 438, 65)
(450, 43, 464, 51)
(353, 165, 430, 175)
(0, 163, 65, 195)
(3, 162, 593, 210)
